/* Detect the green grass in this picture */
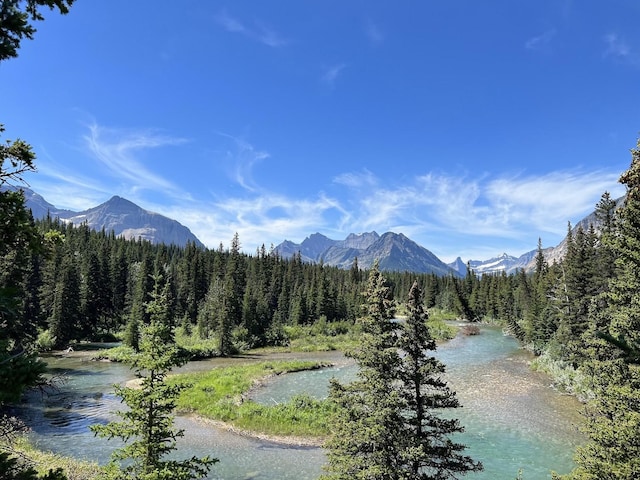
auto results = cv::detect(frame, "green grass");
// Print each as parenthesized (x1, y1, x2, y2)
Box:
(4, 437, 102, 480)
(173, 360, 335, 437)
(426, 309, 463, 341)
(285, 324, 361, 352)
(92, 331, 220, 362)
(92, 344, 136, 362)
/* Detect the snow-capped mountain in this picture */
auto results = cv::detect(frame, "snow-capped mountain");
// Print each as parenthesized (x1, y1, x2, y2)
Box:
(448, 251, 537, 276)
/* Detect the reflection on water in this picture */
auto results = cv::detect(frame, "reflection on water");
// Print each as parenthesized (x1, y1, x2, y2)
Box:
(16, 327, 584, 479)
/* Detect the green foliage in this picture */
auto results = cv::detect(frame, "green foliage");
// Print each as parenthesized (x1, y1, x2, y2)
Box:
(92, 345, 136, 363)
(0, 451, 67, 480)
(560, 138, 640, 479)
(1, 434, 101, 480)
(0, 4, 75, 478)
(397, 281, 481, 478)
(35, 329, 56, 351)
(323, 267, 480, 479)
(530, 351, 592, 401)
(91, 277, 216, 479)
(0, 281, 48, 403)
(566, 363, 640, 480)
(121, 316, 140, 351)
(0, 1, 75, 62)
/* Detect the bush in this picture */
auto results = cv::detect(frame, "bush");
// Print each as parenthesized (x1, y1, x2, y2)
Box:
(88, 332, 119, 343)
(36, 330, 56, 352)
(92, 345, 135, 362)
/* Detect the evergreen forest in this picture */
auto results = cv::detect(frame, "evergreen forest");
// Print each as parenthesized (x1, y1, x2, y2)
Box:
(3, 2, 640, 479)
(2, 142, 640, 478)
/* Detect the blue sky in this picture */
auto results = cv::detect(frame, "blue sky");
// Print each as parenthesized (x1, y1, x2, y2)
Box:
(2, 1, 638, 262)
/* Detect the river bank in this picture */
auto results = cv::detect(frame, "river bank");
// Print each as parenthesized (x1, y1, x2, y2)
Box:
(16, 325, 583, 479)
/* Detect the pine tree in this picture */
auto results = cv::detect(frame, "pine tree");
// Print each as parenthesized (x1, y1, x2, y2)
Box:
(123, 256, 152, 351)
(567, 138, 640, 479)
(81, 250, 104, 339)
(323, 268, 480, 479)
(396, 281, 482, 479)
(219, 233, 243, 355)
(322, 260, 402, 479)
(197, 277, 223, 340)
(91, 275, 217, 479)
(48, 255, 81, 349)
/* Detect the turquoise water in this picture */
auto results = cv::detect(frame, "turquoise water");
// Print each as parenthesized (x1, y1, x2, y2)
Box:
(17, 327, 583, 479)
(252, 327, 584, 479)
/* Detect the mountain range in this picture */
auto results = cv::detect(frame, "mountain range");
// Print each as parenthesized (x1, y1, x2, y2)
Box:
(447, 251, 538, 277)
(7, 186, 618, 275)
(8, 186, 204, 248)
(277, 195, 623, 276)
(275, 231, 458, 276)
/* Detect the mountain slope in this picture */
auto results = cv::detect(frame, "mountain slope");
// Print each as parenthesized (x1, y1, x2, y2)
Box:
(3, 185, 74, 219)
(275, 231, 459, 276)
(12, 187, 204, 248)
(523, 195, 625, 270)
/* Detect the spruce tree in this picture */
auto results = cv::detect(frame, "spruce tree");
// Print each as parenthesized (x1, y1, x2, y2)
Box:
(219, 233, 243, 355)
(48, 255, 81, 349)
(567, 138, 640, 479)
(323, 268, 480, 479)
(396, 281, 482, 479)
(322, 260, 402, 479)
(91, 275, 216, 479)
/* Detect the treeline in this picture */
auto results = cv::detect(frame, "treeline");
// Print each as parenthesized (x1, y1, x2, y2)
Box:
(0, 182, 625, 370)
(452, 191, 618, 365)
(3, 187, 618, 360)
(3, 214, 474, 352)
(4, 137, 640, 479)
(450, 143, 640, 478)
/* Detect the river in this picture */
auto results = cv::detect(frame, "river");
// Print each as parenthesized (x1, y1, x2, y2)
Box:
(16, 326, 583, 479)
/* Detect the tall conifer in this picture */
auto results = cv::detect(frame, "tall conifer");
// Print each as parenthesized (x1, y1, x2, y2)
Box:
(91, 275, 216, 479)
(322, 260, 401, 479)
(568, 138, 640, 479)
(323, 265, 479, 479)
(396, 281, 482, 479)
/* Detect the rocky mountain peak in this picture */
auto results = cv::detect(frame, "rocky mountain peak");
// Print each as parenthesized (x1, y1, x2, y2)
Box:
(275, 231, 459, 276)
(16, 187, 204, 248)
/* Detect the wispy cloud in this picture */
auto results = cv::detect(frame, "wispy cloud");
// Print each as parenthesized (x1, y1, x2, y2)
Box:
(333, 169, 378, 188)
(83, 123, 187, 196)
(29, 127, 626, 263)
(27, 123, 192, 210)
(162, 192, 348, 252)
(160, 167, 624, 261)
(485, 170, 623, 232)
(335, 169, 624, 253)
(215, 10, 287, 47)
(217, 133, 270, 192)
(25, 165, 110, 211)
(525, 29, 557, 51)
(365, 19, 384, 45)
(602, 33, 640, 68)
(321, 63, 347, 88)
(603, 33, 630, 58)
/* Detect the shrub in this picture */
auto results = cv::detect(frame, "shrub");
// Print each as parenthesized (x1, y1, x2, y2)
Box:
(36, 330, 56, 352)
